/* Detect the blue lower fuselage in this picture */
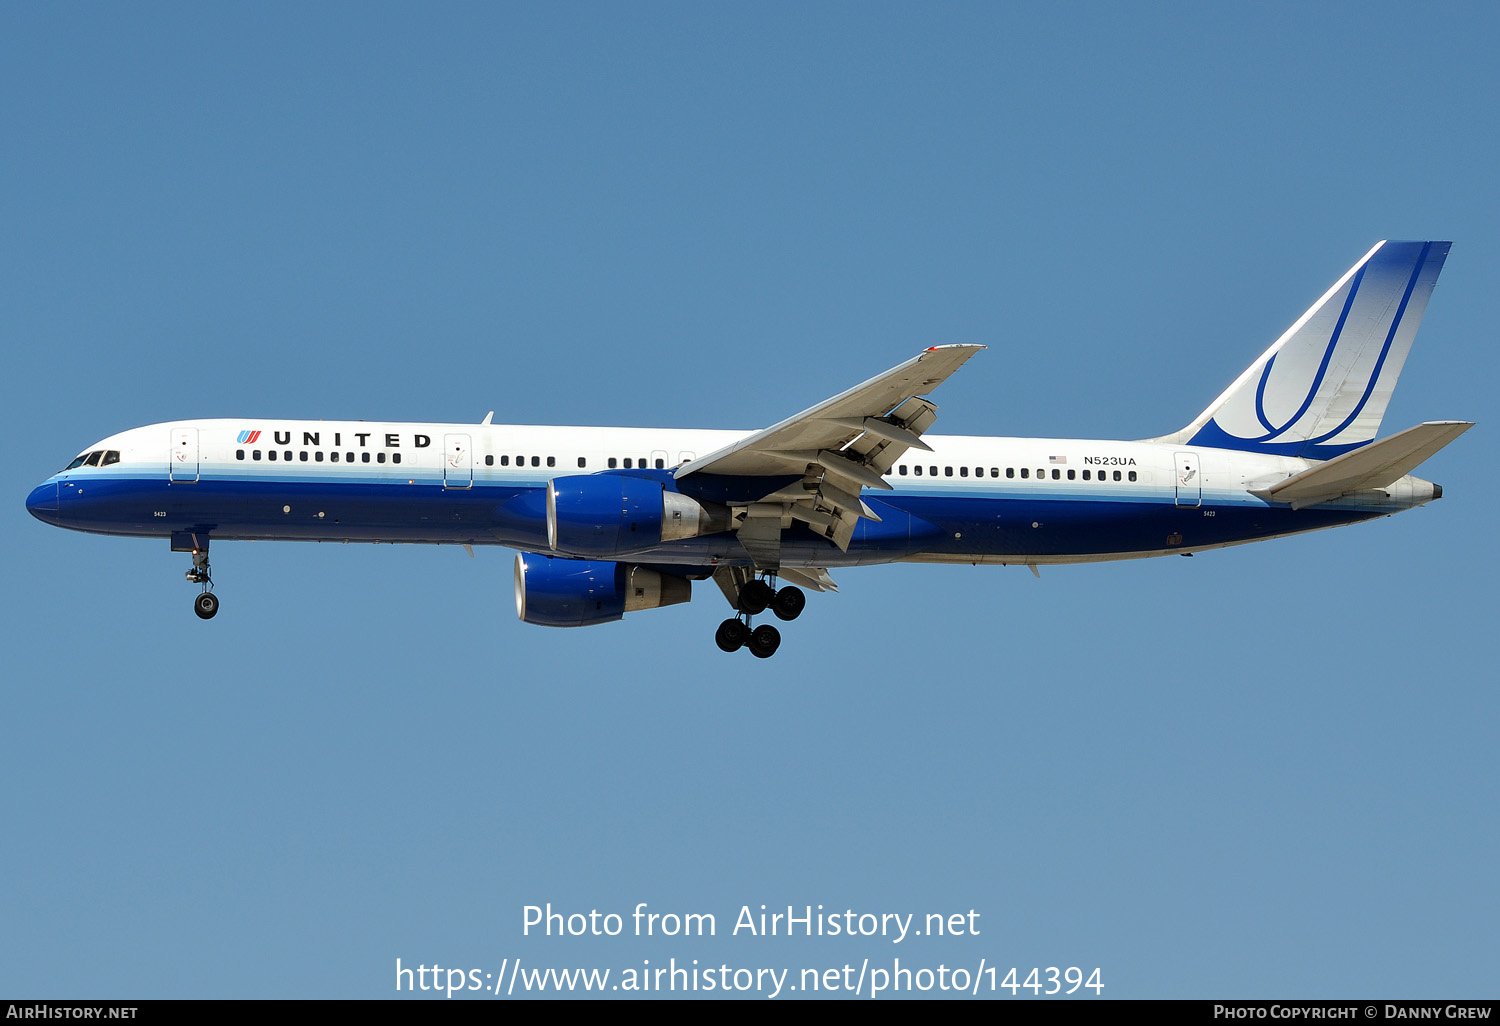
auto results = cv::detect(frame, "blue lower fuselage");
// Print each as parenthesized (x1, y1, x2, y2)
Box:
(26, 467, 1383, 570)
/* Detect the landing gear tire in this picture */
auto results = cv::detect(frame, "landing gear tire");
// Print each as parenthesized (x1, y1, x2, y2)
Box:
(715, 618, 749, 653)
(748, 624, 781, 659)
(194, 592, 219, 620)
(185, 547, 216, 620)
(738, 579, 774, 615)
(771, 585, 805, 621)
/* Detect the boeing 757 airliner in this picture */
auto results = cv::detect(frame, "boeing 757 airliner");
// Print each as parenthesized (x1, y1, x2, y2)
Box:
(26, 241, 1471, 657)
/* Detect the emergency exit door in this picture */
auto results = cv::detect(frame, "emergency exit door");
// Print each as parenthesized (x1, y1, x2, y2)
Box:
(169, 428, 199, 482)
(443, 433, 472, 489)
(1174, 451, 1201, 507)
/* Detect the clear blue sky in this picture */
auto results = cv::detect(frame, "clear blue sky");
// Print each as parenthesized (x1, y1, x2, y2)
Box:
(3, 2, 1496, 999)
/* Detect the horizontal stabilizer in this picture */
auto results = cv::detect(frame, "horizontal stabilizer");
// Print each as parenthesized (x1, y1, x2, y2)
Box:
(1257, 421, 1472, 507)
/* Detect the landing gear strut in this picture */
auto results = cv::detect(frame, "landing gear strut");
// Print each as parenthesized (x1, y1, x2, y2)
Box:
(185, 549, 218, 620)
(714, 574, 804, 658)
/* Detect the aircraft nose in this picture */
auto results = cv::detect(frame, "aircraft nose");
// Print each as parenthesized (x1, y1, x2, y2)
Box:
(26, 481, 59, 524)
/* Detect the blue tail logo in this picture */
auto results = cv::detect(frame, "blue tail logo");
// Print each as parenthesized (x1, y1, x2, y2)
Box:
(1171, 241, 1449, 460)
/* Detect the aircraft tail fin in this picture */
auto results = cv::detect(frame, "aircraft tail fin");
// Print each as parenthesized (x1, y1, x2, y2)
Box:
(1155, 241, 1451, 460)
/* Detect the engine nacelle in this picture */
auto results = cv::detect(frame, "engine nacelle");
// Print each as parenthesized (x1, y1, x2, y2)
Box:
(545, 475, 728, 557)
(513, 552, 691, 628)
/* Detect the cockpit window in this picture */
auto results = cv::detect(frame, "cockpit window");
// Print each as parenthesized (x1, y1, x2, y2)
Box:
(61, 449, 120, 471)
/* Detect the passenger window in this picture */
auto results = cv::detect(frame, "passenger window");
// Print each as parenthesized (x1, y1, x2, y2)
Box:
(1113, 470, 1121, 481)
(484, 455, 494, 466)
(531, 456, 540, 467)
(1128, 470, 1137, 482)
(1052, 468, 1060, 480)
(285, 451, 292, 462)
(929, 466, 938, 476)
(1006, 468, 1014, 479)
(944, 466, 952, 477)
(102, 451, 120, 466)
(236, 450, 245, 461)
(253, 450, 262, 461)
(1067, 469, 1075, 480)
(547, 456, 556, 468)
(300, 451, 309, 462)
(346, 452, 354, 463)
(377, 453, 386, 464)
(608, 458, 618, 469)
(914, 465, 923, 476)
(959, 466, 968, 477)
(578, 457, 587, 468)
(1082, 469, 1090, 480)
(315, 452, 324, 462)
(501, 455, 510, 466)
(329, 451, 338, 462)
(269, 450, 278, 461)
(392, 453, 402, 464)
(623, 458, 632, 469)
(991, 468, 999, 478)
(655, 458, 664, 469)
(898, 465, 908, 476)
(362, 452, 371, 464)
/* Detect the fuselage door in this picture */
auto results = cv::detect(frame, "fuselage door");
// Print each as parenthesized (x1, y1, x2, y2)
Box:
(169, 428, 199, 483)
(1174, 451, 1201, 507)
(443, 433, 472, 489)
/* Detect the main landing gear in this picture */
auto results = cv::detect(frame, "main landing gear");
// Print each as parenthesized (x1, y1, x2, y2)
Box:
(185, 548, 218, 620)
(715, 576, 805, 658)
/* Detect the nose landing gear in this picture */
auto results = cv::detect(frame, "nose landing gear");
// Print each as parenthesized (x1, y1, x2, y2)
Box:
(185, 548, 218, 619)
(193, 590, 219, 620)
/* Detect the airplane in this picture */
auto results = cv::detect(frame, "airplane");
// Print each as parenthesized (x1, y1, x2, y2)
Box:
(26, 240, 1472, 658)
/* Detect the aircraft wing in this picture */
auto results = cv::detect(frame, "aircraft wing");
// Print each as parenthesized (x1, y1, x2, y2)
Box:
(678, 344, 984, 559)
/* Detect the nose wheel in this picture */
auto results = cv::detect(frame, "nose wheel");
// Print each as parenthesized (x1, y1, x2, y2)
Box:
(194, 591, 219, 620)
(185, 548, 218, 619)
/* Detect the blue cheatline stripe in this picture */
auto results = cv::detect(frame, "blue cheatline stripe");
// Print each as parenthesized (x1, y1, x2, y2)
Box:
(1303, 241, 1431, 448)
(1250, 261, 1367, 440)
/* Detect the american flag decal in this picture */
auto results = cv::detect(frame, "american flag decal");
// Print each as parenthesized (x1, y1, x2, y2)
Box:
(237, 430, 261, 444)
(1049, 454, 1067, 464)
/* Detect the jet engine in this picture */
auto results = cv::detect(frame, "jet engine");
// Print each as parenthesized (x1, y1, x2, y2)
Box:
(545, 475, 729, 557)
(514, 552, 691, 627)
